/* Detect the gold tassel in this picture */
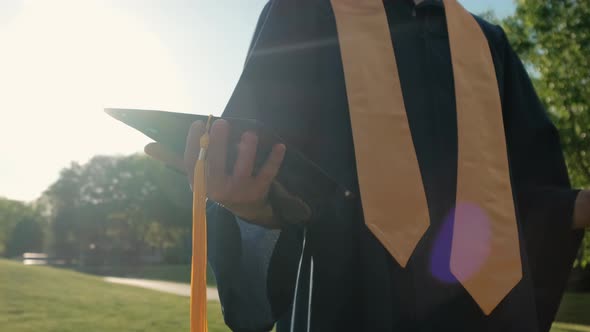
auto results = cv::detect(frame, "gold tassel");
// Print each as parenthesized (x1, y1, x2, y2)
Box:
(191, 115, 213, 332)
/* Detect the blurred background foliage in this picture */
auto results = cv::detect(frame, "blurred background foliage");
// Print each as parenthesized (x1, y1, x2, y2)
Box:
(0, 155, 193, 270)
(502, 0, 590, 269)
(503, 0, 589, 188)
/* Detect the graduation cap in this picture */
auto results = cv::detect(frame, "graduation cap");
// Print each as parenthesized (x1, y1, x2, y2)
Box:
(105, 108, 353, 215)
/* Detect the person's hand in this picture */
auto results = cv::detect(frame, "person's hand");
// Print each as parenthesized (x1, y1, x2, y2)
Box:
(186, 118, 285, 210)
(190, 120, 285, 227)
(147, 119, 282, 228)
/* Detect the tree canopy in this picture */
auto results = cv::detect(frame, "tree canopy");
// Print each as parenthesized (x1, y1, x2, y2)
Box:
(503, 0, 590, 187)
(0, 198, 44, 257)
(42, 154, 193, 265)
(502, 0, 590, 267)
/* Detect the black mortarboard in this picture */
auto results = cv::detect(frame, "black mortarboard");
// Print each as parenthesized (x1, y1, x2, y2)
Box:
(105, 108, 352, 217)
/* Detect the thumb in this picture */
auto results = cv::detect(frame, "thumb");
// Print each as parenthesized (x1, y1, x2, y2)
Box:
(144, 142, 186, 174)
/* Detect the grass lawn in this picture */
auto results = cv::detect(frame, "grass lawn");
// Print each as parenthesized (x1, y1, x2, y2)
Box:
(2, 258, 590, 332)
(0, 259, 228, 332)
(555, 292, 590, 326)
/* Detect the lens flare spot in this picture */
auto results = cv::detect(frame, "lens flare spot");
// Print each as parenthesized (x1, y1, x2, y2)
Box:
(430, 210, 457, 283)
(430, 203, 492, 283)
(450, 202, 491, 281)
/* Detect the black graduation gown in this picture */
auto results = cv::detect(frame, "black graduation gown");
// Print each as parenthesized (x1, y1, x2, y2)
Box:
(205, 1, 583, 331)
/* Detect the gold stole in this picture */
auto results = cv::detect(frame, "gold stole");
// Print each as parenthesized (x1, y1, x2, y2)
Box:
(331, 0, 521, 315)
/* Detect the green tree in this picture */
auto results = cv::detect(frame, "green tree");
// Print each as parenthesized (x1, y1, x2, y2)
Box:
(502, 0, 590, 267)
(0, 198, 45, 257)
(6, 216, 44, 258)
(503, 0, 590, 187)
(43, 155, 192, 266)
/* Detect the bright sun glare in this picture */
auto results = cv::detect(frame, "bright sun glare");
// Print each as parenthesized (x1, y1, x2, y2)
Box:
(0, 0, 192, 201)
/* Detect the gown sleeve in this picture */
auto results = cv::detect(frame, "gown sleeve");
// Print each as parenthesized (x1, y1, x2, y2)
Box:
(500, 28, 583, 332)
(206, 201, 282, 331)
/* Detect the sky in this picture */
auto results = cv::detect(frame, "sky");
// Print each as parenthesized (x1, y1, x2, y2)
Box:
(0, 0, 515, 202)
